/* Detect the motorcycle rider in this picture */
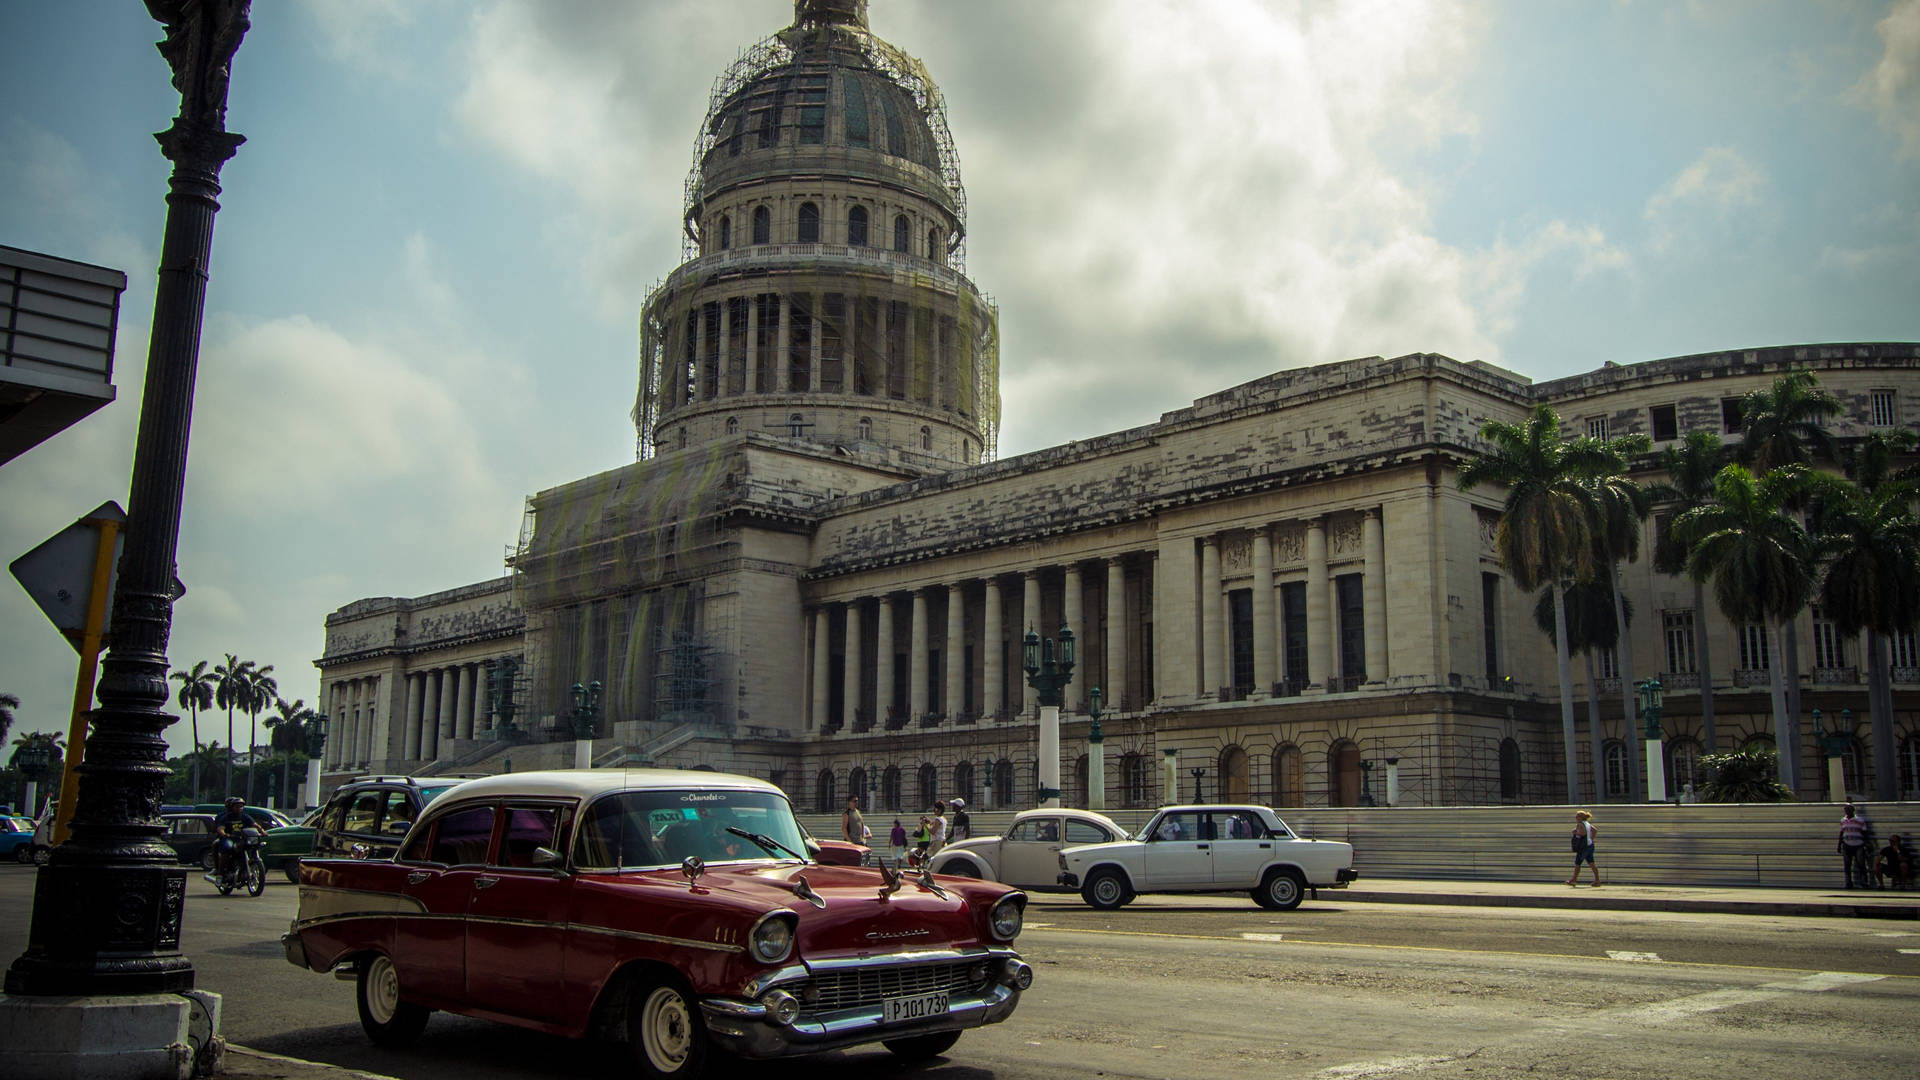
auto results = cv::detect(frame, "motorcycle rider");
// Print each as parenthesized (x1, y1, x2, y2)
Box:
(207, 796, 266, 885)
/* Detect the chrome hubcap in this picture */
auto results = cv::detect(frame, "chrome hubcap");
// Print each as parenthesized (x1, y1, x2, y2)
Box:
(1093, 877, 1120, 903)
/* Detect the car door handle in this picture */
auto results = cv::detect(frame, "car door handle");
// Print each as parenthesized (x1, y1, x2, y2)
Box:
(407, 871, 430, 885)
(474, 875, 498, 890)
(1196, 844, 1210, 850)
(1259, 843, 1271, 849)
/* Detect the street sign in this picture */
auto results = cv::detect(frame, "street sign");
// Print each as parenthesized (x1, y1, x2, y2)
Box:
(10, 501, 184, 652)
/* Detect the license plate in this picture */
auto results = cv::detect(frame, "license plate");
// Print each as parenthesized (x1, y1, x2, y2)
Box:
(881, 990, 949, 1024)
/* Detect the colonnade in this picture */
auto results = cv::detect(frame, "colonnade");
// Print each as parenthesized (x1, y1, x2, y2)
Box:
(324, 660, 500, 770)
(323, 675, 382, 772)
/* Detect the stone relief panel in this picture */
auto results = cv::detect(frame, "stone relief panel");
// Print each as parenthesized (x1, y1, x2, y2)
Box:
(413, 599, 526, 649)
(1330, 517, 1363, 557)
(1272, 525, 1305, 565)
(1221, 534, 1252, 572)
(1477, 509, 1501, 556)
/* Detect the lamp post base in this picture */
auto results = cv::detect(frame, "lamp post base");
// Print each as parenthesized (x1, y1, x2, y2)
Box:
(0, 989, 223, 1080)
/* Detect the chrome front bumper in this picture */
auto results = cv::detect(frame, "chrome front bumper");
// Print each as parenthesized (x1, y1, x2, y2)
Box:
(700, 951, 1028, 1059)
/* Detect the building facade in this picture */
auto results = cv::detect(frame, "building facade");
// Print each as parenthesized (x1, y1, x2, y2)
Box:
(316, 0, 1920, 809)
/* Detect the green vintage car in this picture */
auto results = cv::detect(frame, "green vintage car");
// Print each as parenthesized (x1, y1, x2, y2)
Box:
(266, 805, 326, 883)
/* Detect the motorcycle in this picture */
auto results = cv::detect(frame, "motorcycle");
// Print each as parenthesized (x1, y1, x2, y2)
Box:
(209, 828, 268, 897)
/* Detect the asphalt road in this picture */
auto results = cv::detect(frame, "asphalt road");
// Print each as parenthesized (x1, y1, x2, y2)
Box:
(2, 866, 1916, 1079)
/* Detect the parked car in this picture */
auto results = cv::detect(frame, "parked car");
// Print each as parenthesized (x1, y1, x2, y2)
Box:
(266, 805, 326, 883)
(310, 775, 469, 863)
(160, 812, 223, 869)
(794, 818, 869, 866)
(2, 817, 35, 863)
(1055, 804, 1358, 911)
(930, 808, 1128, 889)
(283, 769, 1033, 1076)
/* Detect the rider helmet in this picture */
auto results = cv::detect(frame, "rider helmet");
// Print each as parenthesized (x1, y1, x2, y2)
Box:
(224, 796, 244, 807)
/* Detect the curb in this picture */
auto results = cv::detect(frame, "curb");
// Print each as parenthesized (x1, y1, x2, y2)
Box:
(1333, 888, 1920, 920)
(219, 1045, 403, 1080)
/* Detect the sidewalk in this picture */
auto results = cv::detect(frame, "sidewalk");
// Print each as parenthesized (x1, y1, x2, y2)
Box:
(218, 1046, 399, 1080)
(1334, 877, 1920, 919)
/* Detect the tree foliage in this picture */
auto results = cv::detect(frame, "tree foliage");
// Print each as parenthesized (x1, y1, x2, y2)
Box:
(1696, 749, 1794, 803)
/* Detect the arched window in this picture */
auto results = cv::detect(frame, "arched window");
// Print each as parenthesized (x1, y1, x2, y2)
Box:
(857, 417, 872, 441)
(847, 205, 868, 246)
(816, 769, 836, 813)
(928, 227, 942, 261)
(917, 762, 937, 809)
(848, 767, 867, 810)
(1218, 745, 1250, 803)
(725, 416, 738, 435)
(678, 428, 689, 450)
(893, 214, 909, 253)
(963, 440, 971, 460)
(952, 761, 974, 805)
(1666, 738, 1703, 798)
(1498, 737, 1521, 801)
(1603, 740, 1629, 798)
(880, 765, 902, 811)
(798, 202, 820, 243)
(920, 426, 932, 450)
(1837, 737, 1866, 801)
(752, 206, 771, 245)
(1329, 740, 1361, 807)
(788, 413, 806, 438)
(1273, 744, 1302, 807)
(993, 758, 1015, 809)
(1121, 753, 1150, 808)
(718, 215, 731, 251)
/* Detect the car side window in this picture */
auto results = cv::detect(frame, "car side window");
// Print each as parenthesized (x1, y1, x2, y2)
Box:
(496, 806, 563, 869)
(343, 791, 384, 835)
(1154, 812, 1202, 841)
(1064, 819, 1108, 845)
(429, 806, 495, 866)
(382, 791, 416, 836)
(1218, 812, 1263, 839)
(1007, 820, 1040, 843)
(398, 821, 435, 863)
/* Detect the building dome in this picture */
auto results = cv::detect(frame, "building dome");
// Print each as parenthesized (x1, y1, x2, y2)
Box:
(637, 3, 998, 471)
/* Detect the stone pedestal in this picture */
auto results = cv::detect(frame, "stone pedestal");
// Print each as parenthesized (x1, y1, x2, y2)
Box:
(0, 990, 223, 1080)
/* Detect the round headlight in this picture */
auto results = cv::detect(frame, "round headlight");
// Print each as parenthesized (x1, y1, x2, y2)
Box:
(988, 895, 1025, 941)
(750, 914, 795, 964)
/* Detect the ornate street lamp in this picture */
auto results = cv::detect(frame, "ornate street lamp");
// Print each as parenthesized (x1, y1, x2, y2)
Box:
(571, 680, 603, 770)
(1085, 686, 1106, 811)
(301, 713, 328, 809)
(1023, 625, 1075, 808)
(1358, 759, 1376, 807)
(1190, 767, 1207, 804)
(1637, 677, 1666, 802)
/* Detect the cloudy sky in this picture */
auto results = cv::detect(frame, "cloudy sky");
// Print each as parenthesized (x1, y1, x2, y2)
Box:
(3, 0, 1917, 758)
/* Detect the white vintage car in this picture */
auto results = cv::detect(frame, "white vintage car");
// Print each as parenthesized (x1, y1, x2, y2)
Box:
(1055, 804, 1357, 911)
(929, 809, 1128, 890)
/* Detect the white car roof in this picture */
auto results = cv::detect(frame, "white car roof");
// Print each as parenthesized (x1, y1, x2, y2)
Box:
(428, 768, 784, 804)
(1011, 807, 1125, 829)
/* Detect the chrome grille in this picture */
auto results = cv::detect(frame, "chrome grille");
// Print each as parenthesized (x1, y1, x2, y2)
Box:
(804, 962, 982, 1011)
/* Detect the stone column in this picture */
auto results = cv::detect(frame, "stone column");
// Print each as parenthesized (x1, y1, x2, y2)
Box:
(1023, 571, 1042, 716)
(744, 293, 760, 393)
(321, 683, 339, 768)
(1201, 537, 1224, 698)
(842, 601, 861, 732)
(404, 672, 424, 760)
(1063, 565, 1084, 711)
(1251, 529, 1276, 694)
(775, 294, 790, 392)
(346, 681, 362, 767)
(360, 678, 378, 764)
(455, 665, 474, 741)
(717, 297, 731, 396)
(810, 609, 830, 731)
(874, 595, 895, 729)
(983, 578, 1003, 722)
(809, 292, 823, 391)
(910, 590, 930, 722)
(1106, 558, 1127, 711)
(421, 669, 441, 759)
(1363, 508, 1387, 684)
(438, 667, 458, 742)
(1306, 519, 1330, 691)
(944, 583, 965, 721)
(694, 303, 709, 401)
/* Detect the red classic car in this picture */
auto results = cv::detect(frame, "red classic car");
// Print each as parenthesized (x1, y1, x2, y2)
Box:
(282, 769, 1031, 1077)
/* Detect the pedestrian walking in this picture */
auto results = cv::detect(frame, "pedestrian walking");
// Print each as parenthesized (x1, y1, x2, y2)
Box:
(889, 818, 908, 866)
(950, 797, 972, 842)
(1566, 809, 1600, 887)
(1838, 804, 1873, 888)
(913, 816, 932, 862)
(841, 794, 865, 845)
(927, 800, 949, 856)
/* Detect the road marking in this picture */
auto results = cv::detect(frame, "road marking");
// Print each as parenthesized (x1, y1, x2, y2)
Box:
(1871, 931, 1915, 937)
(1614, 972, 1883, 1026)
(1241, 932, 1287, 942)
(1320, 1052, 1468, 1078)
(1025, 922, 1052, 929)
(1896, 948, 1920, 955)
(1607, 950, 1662, 962)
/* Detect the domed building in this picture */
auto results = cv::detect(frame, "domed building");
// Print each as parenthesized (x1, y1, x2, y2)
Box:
(314, 2, 1920, 813)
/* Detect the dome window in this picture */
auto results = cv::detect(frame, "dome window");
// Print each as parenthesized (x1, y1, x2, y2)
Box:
(753, 206, 771, 245)
(843, 73, 870, 148)
(799, 73, 827, 144)
(879, 92, 908, 160)
(798, 202, 820, 243)
(848, 206, 868, 247)
(719, 215, 731, 251)
(920, 426, 932, 450)
(928, 228, 941, 261)
(893, 214, 909, 253)
(726, 416, 739, 435)
(858, 417, 872, 441)
(789, 413, 808, 438)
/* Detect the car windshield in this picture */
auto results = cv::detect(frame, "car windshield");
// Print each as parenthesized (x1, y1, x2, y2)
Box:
(573, 788, 808, 871)
(419, 785, 459, 805)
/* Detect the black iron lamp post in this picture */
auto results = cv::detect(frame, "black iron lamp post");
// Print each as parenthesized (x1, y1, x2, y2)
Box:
(6, 0, 251, 998)
(1023, 625, 1075, 808)
(1190, 767, 1206, 804)
(570, 680, 602, 771)
(1358, 759, 1376, 807)
(1085, 686, 1105, 811)
(1637, 677, 1666, 802)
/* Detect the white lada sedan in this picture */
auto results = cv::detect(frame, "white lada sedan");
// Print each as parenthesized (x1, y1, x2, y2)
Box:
(1055, 804, 1357, 911)
(929, 808, 1128, 890)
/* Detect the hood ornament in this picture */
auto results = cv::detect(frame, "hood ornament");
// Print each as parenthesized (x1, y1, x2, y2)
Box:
(789, 872, 826, 909)
(877, 862, 905, 901)
(680, 856, 705, 889)
(915, 864, 949, 901)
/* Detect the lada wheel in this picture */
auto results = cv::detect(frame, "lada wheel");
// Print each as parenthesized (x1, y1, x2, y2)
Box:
(356, 954, 430, 1045)
(943, 862, 979, 878)
(1254, 867, 1306, 911)
(1082, 868, 1132, 910)
(630, 978, 708, 1079)
(200, 849, 215, 871)
(884, 1030, 961, 1061)
(13, 846, 30, 865)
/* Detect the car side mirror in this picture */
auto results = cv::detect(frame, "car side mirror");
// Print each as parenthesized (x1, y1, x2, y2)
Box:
(384, 821, 410, 836)
(803, 836, 823, 859)
(531, 846, 565, 869)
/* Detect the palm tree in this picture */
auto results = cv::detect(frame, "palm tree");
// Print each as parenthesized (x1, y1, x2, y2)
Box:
(1678, 464, 1820, 790)
(1460, 404, 1612, 801)
(1586, 433, 1653, 801)
(212, 653, 253, 798)
(1652, 430, 1728, 754)
(0, 692, 17, 749)
(241, 664, 277, 803)
(1534, 578, 1629, 800)
(1818, 439, 1920, 801)
(266, 697, 315, 806)
(171, 662, 217, 801)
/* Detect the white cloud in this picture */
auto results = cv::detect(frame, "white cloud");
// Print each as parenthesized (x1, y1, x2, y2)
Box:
(1643, 146, 1768, 253)
(294, 0, 423, 69)
(1851, 0, 1920, 158)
